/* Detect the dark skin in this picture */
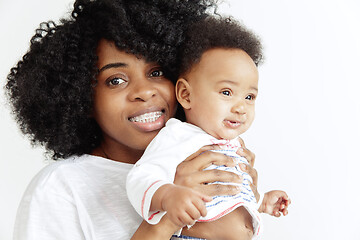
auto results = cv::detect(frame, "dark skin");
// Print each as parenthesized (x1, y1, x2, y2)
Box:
(90, 39, 260, 239)
(91, 39, 177, 163)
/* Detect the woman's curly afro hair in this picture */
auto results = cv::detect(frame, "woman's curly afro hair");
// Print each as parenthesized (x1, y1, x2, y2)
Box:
(5, 0, 217, 159)
(179, 16, 263, 76)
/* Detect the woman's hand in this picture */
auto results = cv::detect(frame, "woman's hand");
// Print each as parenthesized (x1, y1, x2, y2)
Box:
(236, 137, 260, 201)
(174, 138, 259, 199)
(173, 144, 242, 196)
(131, 214, 180, 240)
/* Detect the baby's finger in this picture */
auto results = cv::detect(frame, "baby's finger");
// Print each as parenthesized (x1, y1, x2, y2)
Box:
(280, 192, 290, 201)
(179, 213, 196, 227)
(185, 206, 201, 221)
(280, 202, 286, 210)
(273, 211, 281, 217)
(173, 215, 186, 228)
(282, 208, 289, 216)
(195, 193, 210, 217)
(281, 202, 290, 216)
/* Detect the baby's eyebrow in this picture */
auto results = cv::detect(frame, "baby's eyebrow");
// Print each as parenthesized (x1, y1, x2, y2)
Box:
(216, 79, 238, 85)
(216, 80, 258, 92)
(250, 86, 258, 92)
(98, 62, 127, 73)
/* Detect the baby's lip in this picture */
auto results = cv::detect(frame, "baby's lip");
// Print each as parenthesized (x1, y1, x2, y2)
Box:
(223, 119, 245, 128)
(225, 118, 244, 124)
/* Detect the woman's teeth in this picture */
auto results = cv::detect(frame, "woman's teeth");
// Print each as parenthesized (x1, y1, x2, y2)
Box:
(129, 111, 163, 123)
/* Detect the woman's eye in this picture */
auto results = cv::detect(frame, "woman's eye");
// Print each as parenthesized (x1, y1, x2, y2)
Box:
(150, 69, 164, 77)
(221, 90, 231, 96)
(108, 77, 126, 86)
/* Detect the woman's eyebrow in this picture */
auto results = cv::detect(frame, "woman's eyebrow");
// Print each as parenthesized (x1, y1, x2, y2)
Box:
(98, 62, 127, 73)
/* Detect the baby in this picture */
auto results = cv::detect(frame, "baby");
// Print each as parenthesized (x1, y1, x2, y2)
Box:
(127, 16, 290, 240)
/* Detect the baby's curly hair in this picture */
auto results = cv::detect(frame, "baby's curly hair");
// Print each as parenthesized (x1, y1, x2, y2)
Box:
(175, 16, 264, 121)
(5, 0, 217, 159)
(179, 16, 263, 76)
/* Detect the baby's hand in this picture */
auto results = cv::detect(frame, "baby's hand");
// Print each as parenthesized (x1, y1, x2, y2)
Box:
(160, 185, 212, 227)
(259, 190, 291, 217)
(155, 184, 212, 227)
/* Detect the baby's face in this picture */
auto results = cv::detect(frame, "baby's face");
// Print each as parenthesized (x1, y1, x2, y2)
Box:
(182, 48, 258, 139)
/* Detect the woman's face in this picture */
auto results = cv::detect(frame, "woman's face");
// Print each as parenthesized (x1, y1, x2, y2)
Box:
(92, 39, 177, 163)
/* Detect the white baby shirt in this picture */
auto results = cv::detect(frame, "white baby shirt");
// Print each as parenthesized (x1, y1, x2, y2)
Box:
(126, 118, 262, 237)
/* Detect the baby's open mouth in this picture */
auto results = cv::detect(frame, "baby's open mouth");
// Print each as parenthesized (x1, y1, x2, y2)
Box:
(224, 120, 242, 128)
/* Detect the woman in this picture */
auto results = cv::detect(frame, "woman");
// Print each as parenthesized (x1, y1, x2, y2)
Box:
(6, 0, 258, 239)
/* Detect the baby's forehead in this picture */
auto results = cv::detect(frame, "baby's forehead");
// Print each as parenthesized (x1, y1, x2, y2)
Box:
(185, 48, 259, 87)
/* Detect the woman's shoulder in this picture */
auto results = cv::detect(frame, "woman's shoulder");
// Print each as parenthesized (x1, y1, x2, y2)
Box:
(14, 154, 133, 239)
(25, 154, 132, 194)
(35, 154, 92, 176)
(24, 155, 90, 194)
(30, 154, 128, 186)
(14, 156, 90, 225)
(15, 154, 141, 240)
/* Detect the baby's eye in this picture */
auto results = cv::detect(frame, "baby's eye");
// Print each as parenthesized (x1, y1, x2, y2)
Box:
(221, 90, 232, 96)
(245, 94, 256, 100)
(107, 77, 126, 86)
(150, 69, 164, 77)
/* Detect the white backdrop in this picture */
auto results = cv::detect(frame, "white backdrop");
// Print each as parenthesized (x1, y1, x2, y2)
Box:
(1, 0, 359, 239)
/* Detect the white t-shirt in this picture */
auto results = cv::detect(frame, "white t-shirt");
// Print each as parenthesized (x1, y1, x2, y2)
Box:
(14, 154, 142, 240)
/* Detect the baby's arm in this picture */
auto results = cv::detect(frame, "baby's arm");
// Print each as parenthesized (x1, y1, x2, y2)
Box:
(258, 190, 291, 217)
(151, 184, 212, 227)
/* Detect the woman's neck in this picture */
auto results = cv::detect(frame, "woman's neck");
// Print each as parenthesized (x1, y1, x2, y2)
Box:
(91, 144, 144, 164)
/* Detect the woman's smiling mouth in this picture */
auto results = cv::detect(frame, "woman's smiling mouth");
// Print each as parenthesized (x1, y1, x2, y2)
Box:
(129, 111, 163, 123)
(128, 110, 166, 132)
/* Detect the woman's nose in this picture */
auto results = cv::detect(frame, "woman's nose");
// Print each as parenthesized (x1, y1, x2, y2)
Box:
(128, 77, 157, 102)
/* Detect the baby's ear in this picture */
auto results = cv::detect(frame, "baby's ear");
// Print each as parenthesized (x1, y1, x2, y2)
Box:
(176, 78, 191, 109)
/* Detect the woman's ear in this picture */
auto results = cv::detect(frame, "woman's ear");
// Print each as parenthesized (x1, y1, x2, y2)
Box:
(175, 78, 191, 109)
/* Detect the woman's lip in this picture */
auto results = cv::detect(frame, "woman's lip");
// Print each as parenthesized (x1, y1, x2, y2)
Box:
(128, 107, 167, 132)
(130, 113, 166, 132)
(128, 111, 163, 123)
(128, 107, 164, 119)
